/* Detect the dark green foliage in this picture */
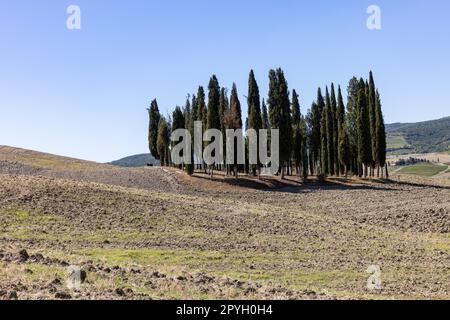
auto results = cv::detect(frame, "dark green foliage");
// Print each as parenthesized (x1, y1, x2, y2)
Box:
(368, 71, 377, 165)
(311, 88, 325, 174)
(196, 86, 206, 124)
(320, 101, 328, 175)
(330, 84, 338, 174)
(261, 99, 269, 130)
(325, 87, 334, 175)
(147, 99, 161, 159)
(172, 106, 185, 132)
(338, 121, 350, 175)
(157, 117, 170, 166)
(229, 83, 242, 129)
(247, 70, 262, 133)
(356, 80, 372, 175)
(207, 75, 221, 131)
(291, 90, 302, 173)
(375, 91, 386, 167)
(336, 86, 346, 174)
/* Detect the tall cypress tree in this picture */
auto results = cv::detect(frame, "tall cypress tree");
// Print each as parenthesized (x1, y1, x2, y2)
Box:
(277, 69, 292, 178)
(227, 83, 243, 177)
(219, 87, 229, 170)
(320, 102, 328, 175)
(206, 75, 221, 130)
(261, 99, 269, 130)
(368, 71, 377, 174)
(157, 117, 170, 166)
(247, 70, 262, 176)
(191, 95, 198, 121)
(356, 79, 371, 177)
(196, 86, 206, 125)
(330, 83, 338, 175)
(346, 77, 359, 174)
(310, 88, 325, 174)
(206, 75, 221, 176)
(291, 90, 302, 176)
(325, 87, 334, 175)
(375, 90, 387, 177)
(336, 85, 346, 175)
(172, 106, 185, 132)
(338, 121, 350, 177)
(147, 99, 161, 160)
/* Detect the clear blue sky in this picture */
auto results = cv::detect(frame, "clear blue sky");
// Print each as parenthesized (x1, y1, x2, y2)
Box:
(1, 0, 449, 162)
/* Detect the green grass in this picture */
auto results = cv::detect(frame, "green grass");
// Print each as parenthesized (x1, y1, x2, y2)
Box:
(387, 132, 409, 150)
(397, 163, 448, 177)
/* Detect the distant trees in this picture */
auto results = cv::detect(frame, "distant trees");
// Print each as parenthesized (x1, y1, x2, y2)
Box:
(147, 69, 387, 180)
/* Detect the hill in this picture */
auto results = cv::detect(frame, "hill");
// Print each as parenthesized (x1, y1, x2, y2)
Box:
(386, 116, 450, 154)
(108, 153, 159, 167)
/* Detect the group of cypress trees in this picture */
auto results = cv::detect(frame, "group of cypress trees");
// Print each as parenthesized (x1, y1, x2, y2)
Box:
(147, 69, 387, 179)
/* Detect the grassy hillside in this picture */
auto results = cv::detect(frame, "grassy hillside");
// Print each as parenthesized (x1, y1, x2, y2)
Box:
(395, 163, 448, 177)
(386, 117, 450, 154)
(109, 153, 159, 167)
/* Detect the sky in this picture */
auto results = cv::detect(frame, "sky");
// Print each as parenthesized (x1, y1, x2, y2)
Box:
(1, 0, 449, 162)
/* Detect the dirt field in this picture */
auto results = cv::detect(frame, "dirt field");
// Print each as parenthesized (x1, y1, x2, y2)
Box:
(0, 146, 449, 300)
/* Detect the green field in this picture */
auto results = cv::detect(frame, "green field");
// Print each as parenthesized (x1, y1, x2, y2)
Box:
(397, 163, 448, 177)
(387, 132, 409, 150)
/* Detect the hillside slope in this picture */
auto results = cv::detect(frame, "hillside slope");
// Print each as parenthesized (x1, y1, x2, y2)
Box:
(386, 116, 450, 153)
(108, 153, 159, 167)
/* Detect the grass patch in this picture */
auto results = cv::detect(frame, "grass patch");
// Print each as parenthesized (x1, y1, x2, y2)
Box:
(397, 163, 448, 177)
(387, 132, 409, 150)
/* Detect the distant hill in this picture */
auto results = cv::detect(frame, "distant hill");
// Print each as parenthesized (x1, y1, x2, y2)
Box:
(386, 116, 450, 154)
(108, 153, 159, 167)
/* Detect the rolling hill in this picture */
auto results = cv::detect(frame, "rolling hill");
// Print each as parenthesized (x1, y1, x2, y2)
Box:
(386, 116, 450, 154)
(108, 153, 159, 167)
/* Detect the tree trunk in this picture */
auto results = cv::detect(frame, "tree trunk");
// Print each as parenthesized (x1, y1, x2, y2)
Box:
(385, 163, 389, 179)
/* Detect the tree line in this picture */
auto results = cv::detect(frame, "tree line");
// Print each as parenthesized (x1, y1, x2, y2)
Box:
(147, 69, 387, 179)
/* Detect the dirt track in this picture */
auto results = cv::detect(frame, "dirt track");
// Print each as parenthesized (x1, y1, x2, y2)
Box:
(0, 146, 449, 300)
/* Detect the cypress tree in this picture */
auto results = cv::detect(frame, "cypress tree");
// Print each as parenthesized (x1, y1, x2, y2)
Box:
(356, 79, 371, 177)
(291, 90, 302, 177)
(147, 99, 161, 160)
(229, 83, 242, 129)
(375, 90, 387, 177)
(247, 70, 262, 176)
(196, 86, 207, 171)
(310, 88, 325, 174)
(172, 106, 185, 132)
(325, 87, 334, 175)
(336, 85, 346, 175)
(261, 99, 269, 130)
(277, 69, 292, 178)
(206, 75, 221, 130)
(320, 102, 328, 176)
(338, 121, 350, 177)
(157, 117, 170, 166)
(196, 86, 206, 125)
(191, 95, 198, 121)
(368, 71, 377, 175)
(346, 77, 359, 174)
(219, 88, 229, 171)
(206, 75, 221, 176)
(226, 83, 243, 177)
(330, 83, 338, 175)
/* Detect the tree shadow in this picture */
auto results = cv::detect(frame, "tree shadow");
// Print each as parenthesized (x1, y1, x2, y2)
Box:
(190, 173, 400, 193)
